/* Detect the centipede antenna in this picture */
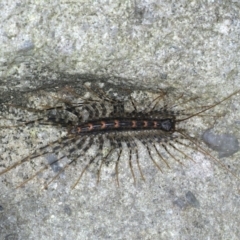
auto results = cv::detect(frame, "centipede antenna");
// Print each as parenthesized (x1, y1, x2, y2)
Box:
(167, 95, 199, 111)
(176, 89, 240, 122)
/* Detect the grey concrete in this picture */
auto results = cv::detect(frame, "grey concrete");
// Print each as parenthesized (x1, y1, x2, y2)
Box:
(0, 1, 240, 239)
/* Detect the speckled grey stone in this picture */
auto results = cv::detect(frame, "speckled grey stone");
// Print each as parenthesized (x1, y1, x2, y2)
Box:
(185, 191, 200, 208)
(1, 1, 240, 240)
(202, 129, 239, 158)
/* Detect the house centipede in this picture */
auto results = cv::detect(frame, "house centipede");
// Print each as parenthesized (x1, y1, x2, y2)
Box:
(0, 82, 239, 191)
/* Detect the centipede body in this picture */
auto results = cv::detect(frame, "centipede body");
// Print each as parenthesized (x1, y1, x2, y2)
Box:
(0, 82, 239, 190)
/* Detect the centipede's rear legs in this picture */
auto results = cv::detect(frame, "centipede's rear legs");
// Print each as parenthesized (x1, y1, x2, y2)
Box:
(16, 155, 66, 189)
(47, 136, 87, 178)
(1, 102, 77, 129)
(44, 135, 92, 189)
(0, 134, 78, 188)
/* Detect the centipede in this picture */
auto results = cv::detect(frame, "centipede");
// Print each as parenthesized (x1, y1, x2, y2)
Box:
(0, 81, 239, 191)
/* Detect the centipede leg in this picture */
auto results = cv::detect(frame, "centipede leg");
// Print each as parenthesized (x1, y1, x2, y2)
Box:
(153, 143, 171, 169)
(146, 145, 163, 173)
(97, 147, 115, 184)
(0, 135, 70, 176)
(127, 142, 136, 185)
(135, 145, 145, 181)
(162, 143, 185, 166)
(14, 135, 88, 188)
(115, 148, 123, 187)
(169, 141, 196, 163)
(177, 131, 240, 181)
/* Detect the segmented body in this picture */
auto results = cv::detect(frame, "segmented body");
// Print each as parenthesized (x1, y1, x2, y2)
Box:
(71, 117, 175, 134)
(0, 84, 239, 190)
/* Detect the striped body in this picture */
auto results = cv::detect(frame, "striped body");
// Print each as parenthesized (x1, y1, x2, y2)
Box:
(70, 117, 175, 134)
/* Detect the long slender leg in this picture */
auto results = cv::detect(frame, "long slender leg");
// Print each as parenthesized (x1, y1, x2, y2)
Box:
(128, 146, 136, 185)
(14, 135, 89, 188)
(169, 142, 195, 163)
(127, 136, 145, 181)
(162, 143, 185, 166)
(69, 136, 100, 188)
(146, 145, 163, 173)
(0, 134, 90, 189)
(135, 145, 145, 181)
(148, 89, 166, 112)
(44, 158, 70, 189)
(177, 131, 240, 180)
(47, 149, 96, 190)
(153, 144, 171, 169)
(44, 144, 93, 190)
(1, 103, 71, 127)
(16, 155, 65, 189)
(97, 147, 115, 184)
(115, 148, 123, 187)
(71, 159, 93, 189)
(138, 136, 166, 175)
(129, 95, 138, 112)
(106, 135, 124, 186)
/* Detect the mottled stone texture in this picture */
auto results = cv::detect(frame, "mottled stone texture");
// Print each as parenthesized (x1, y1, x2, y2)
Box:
(0, 1, 240, 239)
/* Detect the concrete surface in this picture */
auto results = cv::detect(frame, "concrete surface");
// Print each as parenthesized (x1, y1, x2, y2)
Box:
(0, 1, 240, 239)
